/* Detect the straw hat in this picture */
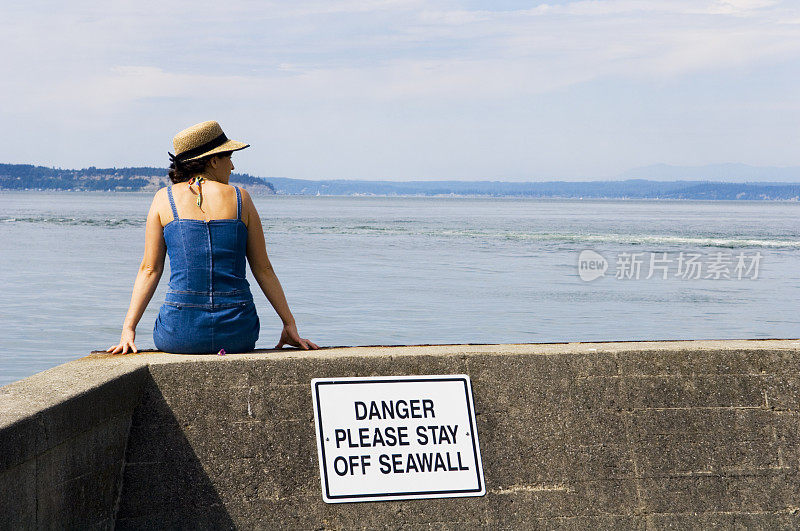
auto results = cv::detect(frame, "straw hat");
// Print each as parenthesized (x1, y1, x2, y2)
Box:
(170, 121, 249, 163)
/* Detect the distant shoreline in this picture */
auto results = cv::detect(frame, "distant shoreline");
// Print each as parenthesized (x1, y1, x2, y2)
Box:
(2, 189, 799, 202)
(2, 163, 800, 200)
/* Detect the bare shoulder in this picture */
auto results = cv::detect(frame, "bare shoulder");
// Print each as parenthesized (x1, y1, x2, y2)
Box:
(238, 186, 255, 211)
(236, 186, 258, 226)
(237, 185, 252, 201)
(151, 187, 171, 225)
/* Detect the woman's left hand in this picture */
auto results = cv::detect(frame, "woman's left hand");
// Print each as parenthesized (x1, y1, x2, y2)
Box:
(275, 323, 319, 350)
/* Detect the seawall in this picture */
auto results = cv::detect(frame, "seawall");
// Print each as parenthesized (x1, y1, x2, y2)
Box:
(1, 340, 799, 528)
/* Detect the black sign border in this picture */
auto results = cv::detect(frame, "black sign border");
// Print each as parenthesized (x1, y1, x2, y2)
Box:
(314, 376, 484, 501)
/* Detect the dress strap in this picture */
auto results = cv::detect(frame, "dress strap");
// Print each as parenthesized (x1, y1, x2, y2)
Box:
(167, 185, 179, 220)
(234, 186, 242, 221)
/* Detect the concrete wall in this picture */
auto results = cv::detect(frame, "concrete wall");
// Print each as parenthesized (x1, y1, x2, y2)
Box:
(0, 358, 148, 529)
(2, 340, 800, 529)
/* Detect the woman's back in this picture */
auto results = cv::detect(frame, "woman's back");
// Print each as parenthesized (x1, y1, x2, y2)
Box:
(154, 182, 259, 353)
(162, 180, 241, 224)
(163, 182, 251, 298)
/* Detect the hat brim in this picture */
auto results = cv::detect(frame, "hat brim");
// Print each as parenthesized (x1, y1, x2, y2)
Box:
(183, 140, 249, 162)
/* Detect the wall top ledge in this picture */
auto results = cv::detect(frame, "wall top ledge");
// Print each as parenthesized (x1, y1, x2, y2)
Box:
(83, 338, 800, 366)
(3, 339, 798, 431)
(2, 338, 799, 468)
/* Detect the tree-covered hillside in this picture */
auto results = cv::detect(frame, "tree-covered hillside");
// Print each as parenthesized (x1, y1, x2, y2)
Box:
(266, 177, 800, 200)
(0, 164, 275, 193)
(2, 163, 799, 199)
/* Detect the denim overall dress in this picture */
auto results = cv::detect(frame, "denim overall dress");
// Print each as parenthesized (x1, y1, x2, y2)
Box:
(153, 185, 260, 353)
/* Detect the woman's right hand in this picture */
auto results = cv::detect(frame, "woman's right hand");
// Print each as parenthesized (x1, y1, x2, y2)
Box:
(106, 329, 138, 355)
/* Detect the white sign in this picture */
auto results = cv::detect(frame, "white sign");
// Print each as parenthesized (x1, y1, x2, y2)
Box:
(311, 374, 485, 503)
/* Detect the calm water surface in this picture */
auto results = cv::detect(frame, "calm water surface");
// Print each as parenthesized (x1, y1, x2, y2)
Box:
(1, 191, 798, 386)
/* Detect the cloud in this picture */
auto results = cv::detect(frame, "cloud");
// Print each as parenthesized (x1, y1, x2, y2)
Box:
(4, 1, 799, 106)
(11, 0, 794, 110)
(2, 0, 800, 177)
(709, 0, 781, 15)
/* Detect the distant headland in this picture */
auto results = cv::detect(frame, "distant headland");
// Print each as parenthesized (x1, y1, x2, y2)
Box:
(0, 163, 276, 194)
(2, 163, 800, 200)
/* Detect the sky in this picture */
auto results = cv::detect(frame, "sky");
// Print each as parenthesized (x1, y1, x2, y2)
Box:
(2, 0, 800, 181)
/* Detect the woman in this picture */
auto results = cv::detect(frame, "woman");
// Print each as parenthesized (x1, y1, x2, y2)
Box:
(107, 120, 318, 354)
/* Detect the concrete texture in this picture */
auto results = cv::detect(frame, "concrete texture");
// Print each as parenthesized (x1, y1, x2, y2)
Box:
(1, 340, 800, 529)
(0, 358, 149, 529)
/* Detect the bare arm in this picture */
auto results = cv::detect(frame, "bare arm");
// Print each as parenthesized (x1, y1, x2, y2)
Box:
(243, 189, 294, 325)
(107, 191, 167, 354)
(241, 188, 318, 349)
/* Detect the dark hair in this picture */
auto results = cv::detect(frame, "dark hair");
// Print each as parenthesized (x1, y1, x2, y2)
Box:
(168, 151, 232, 183)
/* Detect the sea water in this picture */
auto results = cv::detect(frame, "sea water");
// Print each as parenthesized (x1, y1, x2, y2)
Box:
(1, 191, 798, 386)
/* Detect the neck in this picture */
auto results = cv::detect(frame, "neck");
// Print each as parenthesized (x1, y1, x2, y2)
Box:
(191, 173, 216, 184)
(200, 172, 229, 185)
